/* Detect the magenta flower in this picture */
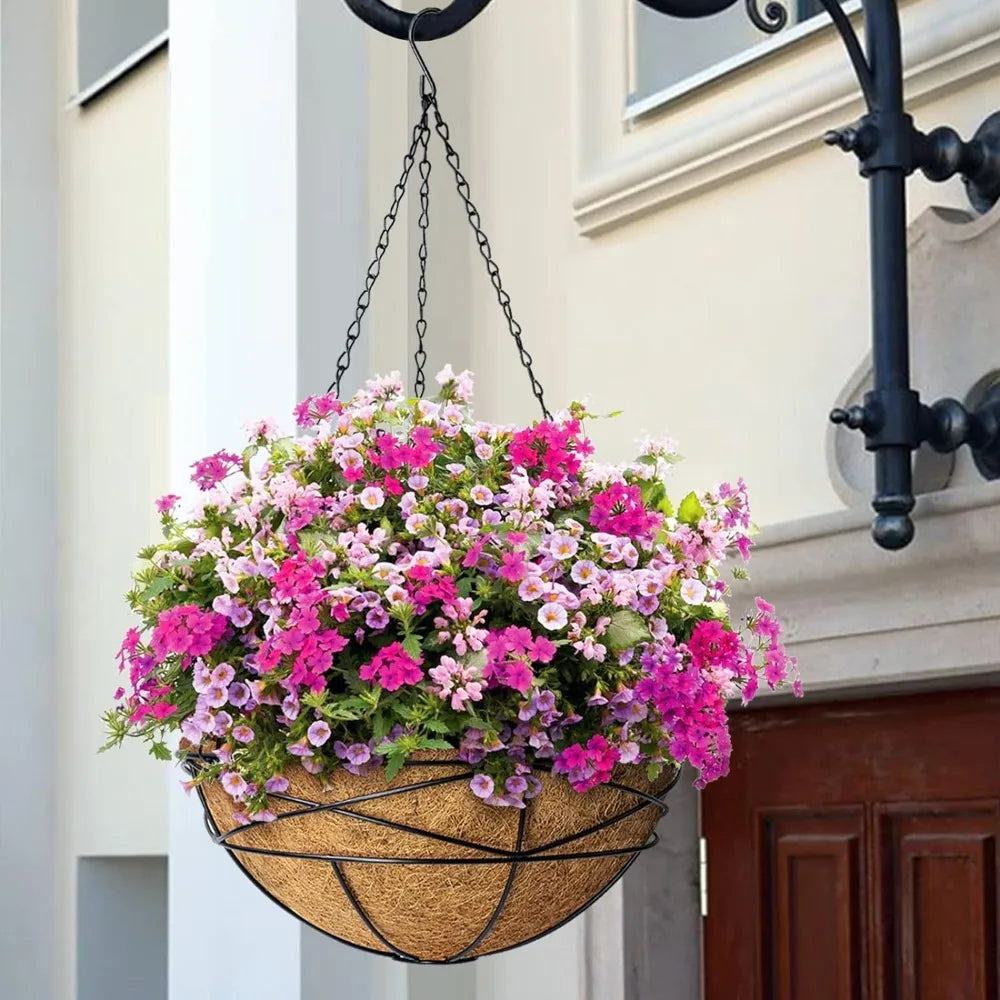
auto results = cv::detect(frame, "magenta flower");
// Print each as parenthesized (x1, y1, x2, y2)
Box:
(499, 549, 529, 583)
(155, 494, 180, 514)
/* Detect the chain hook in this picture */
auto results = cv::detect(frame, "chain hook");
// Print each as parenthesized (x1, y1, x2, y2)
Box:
(409, 8, 441, 104)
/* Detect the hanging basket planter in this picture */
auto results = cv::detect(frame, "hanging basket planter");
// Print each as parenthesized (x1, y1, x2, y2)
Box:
(189, 752, 679, 962)
(103, 8, 800, 965)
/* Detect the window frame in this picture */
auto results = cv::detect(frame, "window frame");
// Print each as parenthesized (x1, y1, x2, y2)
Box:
(625, 0, 861, 121)
(572, 0, 999, 235)
(73, 0, 168, 107)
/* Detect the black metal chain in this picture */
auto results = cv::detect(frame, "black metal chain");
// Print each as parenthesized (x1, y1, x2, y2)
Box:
(413, 92, 433, 398)
(328, 111, 430, 396)
(331, 75, 551, 420)
(427, 97, 551, 420)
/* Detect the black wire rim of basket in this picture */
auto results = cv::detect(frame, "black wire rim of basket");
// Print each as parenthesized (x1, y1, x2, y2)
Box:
(183, 753, 681, 964)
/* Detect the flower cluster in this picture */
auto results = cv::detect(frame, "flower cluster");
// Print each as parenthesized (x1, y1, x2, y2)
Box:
(104, 366, 798, 815)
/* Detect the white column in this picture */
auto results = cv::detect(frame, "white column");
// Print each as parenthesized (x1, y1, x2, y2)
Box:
(168, 2, 374, 997)
(0, 3, 60, 1000)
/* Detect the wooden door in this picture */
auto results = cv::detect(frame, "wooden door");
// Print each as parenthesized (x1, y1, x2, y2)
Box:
(703, 689, 1000, 1000)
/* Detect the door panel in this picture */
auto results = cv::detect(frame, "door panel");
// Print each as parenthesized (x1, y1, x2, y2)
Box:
(703, 689, 1000, 1000)
(878, 802, 999, 1000)
(763, 810, 865, 1000)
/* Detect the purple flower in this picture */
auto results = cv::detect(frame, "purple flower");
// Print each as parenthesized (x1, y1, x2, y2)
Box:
(534, 690, 556, 713)
(232, 724, 255, 744)
(365, 607, 390, 630)
(505, 775, 528, 795)
(470, 774, 494, 799)
(220, 771, 248, 800)
(228, 682, 250, 708)
(307, 720, 332, 747)
(287, 738, 314, 758)
(345, 743, 371, 766)
(264, 775, 290, 794)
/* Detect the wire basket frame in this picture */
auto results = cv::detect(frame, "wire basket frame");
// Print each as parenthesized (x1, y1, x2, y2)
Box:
(185, 753, 680, 964)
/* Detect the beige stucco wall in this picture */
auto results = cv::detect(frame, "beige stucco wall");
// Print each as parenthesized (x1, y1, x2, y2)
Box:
(368, 0, 997, 530)
(57, 29, 169, 866)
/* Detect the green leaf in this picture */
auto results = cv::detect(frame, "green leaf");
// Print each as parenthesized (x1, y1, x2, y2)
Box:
(422, 719, 453, 734)
(384, 754, 405, 781)
(637, 455, 658, 467)
(140, 575, 174, 601)
(150, 741, 173, 761)
(657, 496, 674, 519)
(417, 738, 454, 751)
(606, 609, 652, 654)
(677, 491, 706, 527)
(646, 762, 661, 783)
(401, 634, 423, 660)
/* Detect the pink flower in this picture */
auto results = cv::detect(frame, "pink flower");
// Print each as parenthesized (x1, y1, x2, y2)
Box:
(499, 549, 529, 583)
(359, 643, 424, 692)
(190, 450, 240, 491)
(232, 725, 255, 744)
(155, 494, 180, 514)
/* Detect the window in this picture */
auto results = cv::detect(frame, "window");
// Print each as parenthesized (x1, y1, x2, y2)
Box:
(77, 0, 168, 98)
(630, 0, 845, 107)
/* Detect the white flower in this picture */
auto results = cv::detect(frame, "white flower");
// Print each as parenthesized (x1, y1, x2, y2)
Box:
(679, 578, 708, 605)
(359, 486, 385, 511)
(537, 603, 569, 631)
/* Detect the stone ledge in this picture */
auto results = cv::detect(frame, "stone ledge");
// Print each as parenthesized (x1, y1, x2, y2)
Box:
(733, 482, 1000, 696)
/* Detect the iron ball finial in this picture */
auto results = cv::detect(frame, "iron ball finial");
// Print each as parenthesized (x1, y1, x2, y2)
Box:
(872, 513, 916, 551)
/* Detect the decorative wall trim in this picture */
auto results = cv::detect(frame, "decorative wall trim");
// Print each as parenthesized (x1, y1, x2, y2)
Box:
(732, 481, 1000, 696)
(572, 1, 1000, 235)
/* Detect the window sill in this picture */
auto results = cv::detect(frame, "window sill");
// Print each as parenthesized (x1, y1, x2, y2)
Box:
(573, 0, 1000, 235)
(70, 30, 169, 110)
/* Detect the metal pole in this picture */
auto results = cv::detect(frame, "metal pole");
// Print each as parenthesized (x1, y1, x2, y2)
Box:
(863, 0, 916, 550)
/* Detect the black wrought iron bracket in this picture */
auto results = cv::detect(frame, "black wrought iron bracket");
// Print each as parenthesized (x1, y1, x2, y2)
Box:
(346, 0, 1000, 550)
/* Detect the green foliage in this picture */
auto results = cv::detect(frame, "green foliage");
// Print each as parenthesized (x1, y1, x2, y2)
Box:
(677, 491, 706, 527)
(606, 609, 652, 654)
